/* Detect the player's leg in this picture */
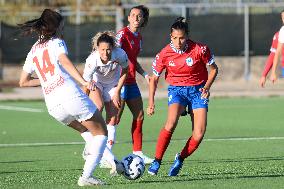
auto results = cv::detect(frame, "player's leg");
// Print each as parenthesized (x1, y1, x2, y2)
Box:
(88, 87, 104, 112)
(68, 110, 107, 186)
(148, 103, 185, 175)
(126, 96, 153, 164)
(105, 100, 118, 150)
(168, 85, 208, 176)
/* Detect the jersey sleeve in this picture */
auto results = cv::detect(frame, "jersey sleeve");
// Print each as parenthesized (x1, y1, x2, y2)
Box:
(115, 30, 124, 48)
(23, 51, 35, 74)
(200, 45, 215, 65)
(270, 32, 278, 53)
(54, 38, 68, 58)
(83, 54, 97, 82)
(152, 52, 165, 76)
(117, 48, 128, 69)
(278, 26, 284, 44)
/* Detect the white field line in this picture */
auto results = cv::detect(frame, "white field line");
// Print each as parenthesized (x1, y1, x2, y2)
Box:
(0, 105, 44, 113)
(0, 136, 284, 148)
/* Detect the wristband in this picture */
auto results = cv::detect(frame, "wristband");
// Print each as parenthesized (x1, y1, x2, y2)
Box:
(142, 72, 148, 78)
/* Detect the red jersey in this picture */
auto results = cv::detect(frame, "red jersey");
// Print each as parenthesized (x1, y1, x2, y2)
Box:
(262, 31, 284, 77)
(116, 26, 142, 84)
(152, 40, 215, 86)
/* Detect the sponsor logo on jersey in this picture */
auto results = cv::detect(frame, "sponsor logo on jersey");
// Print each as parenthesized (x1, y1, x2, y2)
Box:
(201, 46, 207, 54)
(186, 57, 193, 66)
(169, 60, 175, 67)
(58, 41, 65, 47)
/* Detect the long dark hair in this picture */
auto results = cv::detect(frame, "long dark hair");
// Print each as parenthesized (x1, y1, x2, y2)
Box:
(170, 17, 189, 36)
(18, 9, 63, 44)
(129, 5, 149, 27)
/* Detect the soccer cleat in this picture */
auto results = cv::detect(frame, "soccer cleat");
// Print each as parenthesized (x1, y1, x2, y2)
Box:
(99, 158, 112, 169)
(168, 153, 183, 176)
(110, 159, 125, 176)
(77, 176, 105, 186)
(148, 160, 160, 175)
(133, 152, 154, 164)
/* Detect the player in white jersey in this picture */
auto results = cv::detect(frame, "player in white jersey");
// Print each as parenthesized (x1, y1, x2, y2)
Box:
(83, 31, 128, 167)
(18, 9, 123, 186)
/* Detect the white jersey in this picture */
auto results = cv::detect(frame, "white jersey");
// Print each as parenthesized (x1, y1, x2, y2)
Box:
(23, 38, 84, 108)
(279, 26, 284, 44)
(83, 47, 128, 85)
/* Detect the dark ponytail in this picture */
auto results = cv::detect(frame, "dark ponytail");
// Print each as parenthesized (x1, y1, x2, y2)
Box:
(170, 17, 189, 36)
(19, 9, 63, 44)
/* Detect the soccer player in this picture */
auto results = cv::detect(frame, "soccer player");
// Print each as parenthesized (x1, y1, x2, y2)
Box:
(147, 17, 218, 176)
(271, 11, 284, 84)
(18, 9, 122, 186)
(260, 10, 284, 87)
(83, 31, 128, 167)
(115, 5, 153, 164)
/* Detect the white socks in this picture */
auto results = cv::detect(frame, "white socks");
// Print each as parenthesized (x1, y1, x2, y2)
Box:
(81, 131, 93, 143)
(81, 135, 107, 178)
(106, 124, 117, 150)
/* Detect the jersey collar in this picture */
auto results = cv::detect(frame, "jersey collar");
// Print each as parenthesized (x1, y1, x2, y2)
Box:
(127, 26, 139, 37)
(170, 41, 188, 54)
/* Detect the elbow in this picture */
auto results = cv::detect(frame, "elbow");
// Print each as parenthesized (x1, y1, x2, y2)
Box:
(19, 80, 25, 87)
(19, 80, 28, 87)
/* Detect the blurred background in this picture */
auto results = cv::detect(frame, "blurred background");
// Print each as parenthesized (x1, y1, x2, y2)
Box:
(1, 0, 284, 98)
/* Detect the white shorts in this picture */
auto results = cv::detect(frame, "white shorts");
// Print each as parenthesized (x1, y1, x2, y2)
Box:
(95, 81, 117, 102)
(47, 93, 97, 125)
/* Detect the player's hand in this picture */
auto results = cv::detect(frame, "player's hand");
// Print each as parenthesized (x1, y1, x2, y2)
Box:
(259, 76, 266, 88)
(147, 105, 155, 116)
(270, 72, 277, 84)
(112, 92, 121, 109)
(200, 87, 210, 99)
(145, 74, 150, 84)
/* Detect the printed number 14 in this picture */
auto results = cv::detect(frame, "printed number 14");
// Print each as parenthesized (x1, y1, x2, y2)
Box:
(33, 49, 55, 82)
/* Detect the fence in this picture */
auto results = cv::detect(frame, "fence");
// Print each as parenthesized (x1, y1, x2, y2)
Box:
(1, 2, 284, 80)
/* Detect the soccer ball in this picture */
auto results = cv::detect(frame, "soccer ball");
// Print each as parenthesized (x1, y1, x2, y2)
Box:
(121, 154, 145, 180)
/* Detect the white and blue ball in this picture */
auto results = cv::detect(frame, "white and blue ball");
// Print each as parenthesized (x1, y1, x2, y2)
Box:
(121, 154, 145, 180)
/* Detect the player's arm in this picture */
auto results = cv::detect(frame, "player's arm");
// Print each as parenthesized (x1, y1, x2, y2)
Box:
(147, 75, 159, 116)
(260, 52, 274, 87)
(136, 62, 150, 84)
(201, 63, 218, 99)
(58, 53, 95, 90)
(112, 66, 128, 108)
(271, 42, 284, 83)
(19, 71, 40, 87)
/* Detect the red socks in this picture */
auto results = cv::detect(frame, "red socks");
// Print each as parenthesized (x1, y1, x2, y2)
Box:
(155, 128, 173, 160)
(180, 137, 200, 159)
(131, 119, 143, 151)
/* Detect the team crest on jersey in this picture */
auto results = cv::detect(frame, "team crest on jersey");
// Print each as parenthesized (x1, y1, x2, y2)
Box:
(186, 57, 193, 66)
(130, 40, 135, 45)
(169, 60, 175, 67)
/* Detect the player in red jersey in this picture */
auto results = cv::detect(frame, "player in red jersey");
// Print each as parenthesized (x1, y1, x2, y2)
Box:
(115, 5, 153, 164)
(260, 10, 284, 87)
(147, 17, 218, 176)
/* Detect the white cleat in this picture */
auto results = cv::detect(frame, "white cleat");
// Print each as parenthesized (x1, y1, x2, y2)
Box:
(110, 159, 125, 176)
(133, 152, 154, 164)
(99, 158, 112, 169)
(77, 176, 105, 186)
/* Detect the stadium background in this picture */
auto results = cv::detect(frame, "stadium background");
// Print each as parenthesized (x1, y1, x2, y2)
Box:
(1, 0, 284, 88)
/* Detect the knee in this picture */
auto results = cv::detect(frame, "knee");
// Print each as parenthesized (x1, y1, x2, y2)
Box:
(193, 129, 206, 142)
(134, 110, 144, 120)
(164, 120, 178, 132)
